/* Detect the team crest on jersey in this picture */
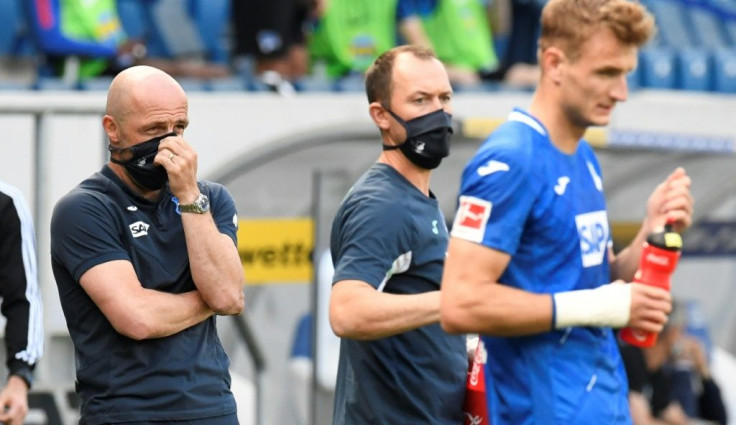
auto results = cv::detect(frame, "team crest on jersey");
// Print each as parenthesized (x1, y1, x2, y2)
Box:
(575, 211, 609, 267)
(129, 221, 150, 238)
(451, 196, 492, 243)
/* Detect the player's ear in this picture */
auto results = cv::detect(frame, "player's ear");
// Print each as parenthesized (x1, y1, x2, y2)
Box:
(369, 102, 391, 131)
(103, 115, 121, 145)
(542, 47, 565, 84)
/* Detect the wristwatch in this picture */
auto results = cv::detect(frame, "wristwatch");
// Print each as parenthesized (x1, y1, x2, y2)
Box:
(179, 193, 209, 214)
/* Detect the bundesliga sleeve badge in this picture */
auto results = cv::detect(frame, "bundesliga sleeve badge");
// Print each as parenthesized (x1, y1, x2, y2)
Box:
(451, 196, 492, 243)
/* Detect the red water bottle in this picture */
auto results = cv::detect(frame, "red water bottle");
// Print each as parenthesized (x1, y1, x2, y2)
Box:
(463, 340, 490, 425)
(619, 221, 682, 347)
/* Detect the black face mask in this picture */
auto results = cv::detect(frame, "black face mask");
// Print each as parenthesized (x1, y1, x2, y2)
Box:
(382, 109, 453, 170)
(108, 132, 177, 191)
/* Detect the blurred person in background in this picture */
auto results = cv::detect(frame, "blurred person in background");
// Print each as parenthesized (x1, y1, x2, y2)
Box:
(397, 0, 500, 86)
(440, 0, 693, 423)
(232, 0, 323, 92)
(329, 45, 466, 424)
(492, 0, 545, 87)
(620, 301, 728, 425)
(0, 180, 43, 425)
(398, 0, 539, 88)
(26, 0, 229, 82)
(308, 0, 399, 79)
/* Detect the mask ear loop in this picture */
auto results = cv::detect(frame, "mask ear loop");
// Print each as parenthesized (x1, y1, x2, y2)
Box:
(107, 131, 179, 161)
(382, 107, 410, 151)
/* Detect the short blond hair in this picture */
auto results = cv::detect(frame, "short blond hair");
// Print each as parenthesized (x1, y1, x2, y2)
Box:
(539, 0, 656, 61)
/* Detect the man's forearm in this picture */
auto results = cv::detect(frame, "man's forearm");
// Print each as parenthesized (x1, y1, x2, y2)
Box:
(182, 213, 245, 315)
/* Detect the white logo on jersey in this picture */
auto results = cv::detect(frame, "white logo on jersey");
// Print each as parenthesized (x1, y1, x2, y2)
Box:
(587, 161, 603, 191)
(129, 221, 150, 238)
(554, 176, 570, 195)
(465, 413, 483, 425)
(477, 160, 510, 177)
(127, 205, 138, 211)
(451, 196, 492, 243)
(575, 211, 609, 267)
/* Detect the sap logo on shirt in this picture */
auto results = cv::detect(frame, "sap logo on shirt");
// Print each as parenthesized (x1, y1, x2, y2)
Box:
(575, 210, 609, 267)
(451, 196, 492, 243)
(129, 221, 151, 238)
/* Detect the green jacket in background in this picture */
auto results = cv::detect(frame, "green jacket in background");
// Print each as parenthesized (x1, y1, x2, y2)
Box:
(309, 0, 398, 78)
(60, 0, 126, 78)
(421, 0, 498, 72)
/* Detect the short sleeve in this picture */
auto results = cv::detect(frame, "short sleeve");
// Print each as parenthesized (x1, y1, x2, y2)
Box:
(451, 134, 537, 256)
(205, 182, 238, 246)
(332, 196, 413, 289)
(50, 192, 130, 281)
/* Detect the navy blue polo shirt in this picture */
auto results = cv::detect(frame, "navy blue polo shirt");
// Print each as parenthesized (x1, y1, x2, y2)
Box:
(330, 163, 466, 424)
(51, 165, 238, 425)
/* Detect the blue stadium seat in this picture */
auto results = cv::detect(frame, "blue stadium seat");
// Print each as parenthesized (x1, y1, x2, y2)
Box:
(79, 77, 114, 91)
(676, 48, 712, 91)
(685, 3, 731, 48)
(34, 77, 77, 91)
(0, 79, 33, 90)
(334, 74, 365, 92)
(627, 66, 641, 92)
(206, 76, 246, 92)
(711, 47, 736, 92)
(638, 48, 677, 89)
(641, 0, 697, 48)
(294, 75, 337, 92)
(172, 77, 207, 92)
(724, 18, 736, 46)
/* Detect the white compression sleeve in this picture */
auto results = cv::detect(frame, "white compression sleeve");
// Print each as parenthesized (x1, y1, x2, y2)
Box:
(553, 284, 632, 329)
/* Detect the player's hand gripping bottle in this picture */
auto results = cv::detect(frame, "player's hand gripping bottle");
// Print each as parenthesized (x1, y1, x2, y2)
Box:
(619, 221, 682, 347)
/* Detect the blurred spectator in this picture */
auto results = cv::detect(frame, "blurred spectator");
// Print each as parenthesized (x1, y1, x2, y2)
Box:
(0, 180, 43, 425)
(232, 0, 320, 92)
(481, 0, 541, 87)
(308, 0, 399, 78)
(486, 0, 512, 57)
(397, 0, 499, 86)
(620, 301, 727, 425)
(25, 0, 229, 82)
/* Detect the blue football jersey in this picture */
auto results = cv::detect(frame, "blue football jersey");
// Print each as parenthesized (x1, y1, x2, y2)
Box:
(451, 109, 631, 424)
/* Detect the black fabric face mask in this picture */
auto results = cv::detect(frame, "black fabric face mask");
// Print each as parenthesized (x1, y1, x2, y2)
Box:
(108, 132, 177, 191)
(382, 109, 454, 170)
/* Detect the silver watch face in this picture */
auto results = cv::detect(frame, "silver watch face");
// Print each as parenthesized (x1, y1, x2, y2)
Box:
(181, 194, 209, 213)
(197, 194, 210, 211)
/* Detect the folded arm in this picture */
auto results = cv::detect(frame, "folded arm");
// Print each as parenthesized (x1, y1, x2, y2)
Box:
(80, 260, 214, 340)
